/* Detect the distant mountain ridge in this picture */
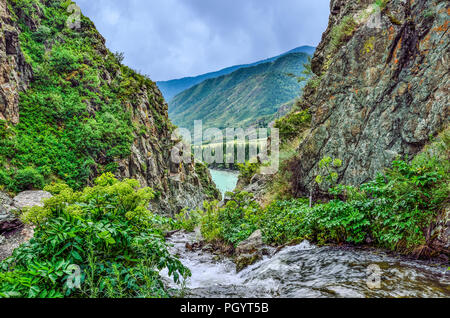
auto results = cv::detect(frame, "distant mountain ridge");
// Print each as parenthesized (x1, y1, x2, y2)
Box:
(157, 46, 315, 101)
(168, 52, 310, 131)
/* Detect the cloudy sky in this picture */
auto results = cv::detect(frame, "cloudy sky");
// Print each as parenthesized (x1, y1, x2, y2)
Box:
(76, 0, 330, 81)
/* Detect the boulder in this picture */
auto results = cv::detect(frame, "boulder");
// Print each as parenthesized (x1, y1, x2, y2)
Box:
(12, 190, 52, 210)
(236, 230, 263, 255)
(235, 230, 263, 272)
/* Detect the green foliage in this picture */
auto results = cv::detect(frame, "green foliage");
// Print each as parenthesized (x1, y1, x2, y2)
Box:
(0, 174, 189, 298)
(315, 156, 343, 189)
(329, 16, 358, 54)
(175, 208, 203, 233)
(0, 169, 12, 191)
(374, 0, 389, 10)
(237, 162, 260, 184)
(321, 15, 358, 74)
(257, 199, 311, 245)
(180, 192, 260, 246)
(274, 110, 311, 140)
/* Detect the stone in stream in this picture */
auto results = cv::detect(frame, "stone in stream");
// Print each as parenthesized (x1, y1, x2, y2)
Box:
(234, 230, 264, 273)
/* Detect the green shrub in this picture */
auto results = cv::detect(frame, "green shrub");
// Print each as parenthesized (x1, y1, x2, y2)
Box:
(315, 156, 343, 191)
(0, 169, 12, 190)
(49, 46, 81, 73)
(0, 173, 189, 298)
(237, 162, 260, 185)
(274, 110, 311, 140)
(14, 168, 45, 191)
(329, 15, 358, 54)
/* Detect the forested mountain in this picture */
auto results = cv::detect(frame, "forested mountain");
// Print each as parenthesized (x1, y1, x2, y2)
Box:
(169, 52, 310, 130)
(157, 45, 315, 101)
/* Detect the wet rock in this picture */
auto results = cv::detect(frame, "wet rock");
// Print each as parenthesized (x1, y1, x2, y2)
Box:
(235, 230, 264, 272)
(236, 230, 263, 255)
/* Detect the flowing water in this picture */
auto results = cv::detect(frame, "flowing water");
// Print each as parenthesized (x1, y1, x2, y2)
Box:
(162, 231, 450, 298)
(209, 169, 239, 198)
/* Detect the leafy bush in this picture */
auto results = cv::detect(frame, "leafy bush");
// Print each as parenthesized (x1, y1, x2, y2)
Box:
(274, 110, 311, 141)
(13, 168, 45, 192)
(0, 169, 12, 191)
(181, 192, 259, 247)
(237, 162, 260, 185)
(329, 15, 358, 54)
(257, 199, 311, 245)
(0, 173, 189, 298)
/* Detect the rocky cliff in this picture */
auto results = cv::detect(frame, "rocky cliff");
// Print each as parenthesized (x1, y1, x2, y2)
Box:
(0, 0, 32, 123)
(291, 0, 448, 195)
(0, 0, 219, 215)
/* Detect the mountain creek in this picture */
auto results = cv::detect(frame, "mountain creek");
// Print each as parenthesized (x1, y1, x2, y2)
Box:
(161, 231, 450, 298)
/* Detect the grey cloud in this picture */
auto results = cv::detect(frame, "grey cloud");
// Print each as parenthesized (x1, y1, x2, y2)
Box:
(76, 0, 330, 81)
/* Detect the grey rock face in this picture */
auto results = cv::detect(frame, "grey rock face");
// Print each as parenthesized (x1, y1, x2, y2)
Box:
(291, 0, 449, 194)
(0, 0, 32, 124)
(0, 190, 52, 224)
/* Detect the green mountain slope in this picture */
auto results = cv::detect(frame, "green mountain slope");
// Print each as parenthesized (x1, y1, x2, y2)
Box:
(157, 46, 315, 101)
(168, 52, 310, 130)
